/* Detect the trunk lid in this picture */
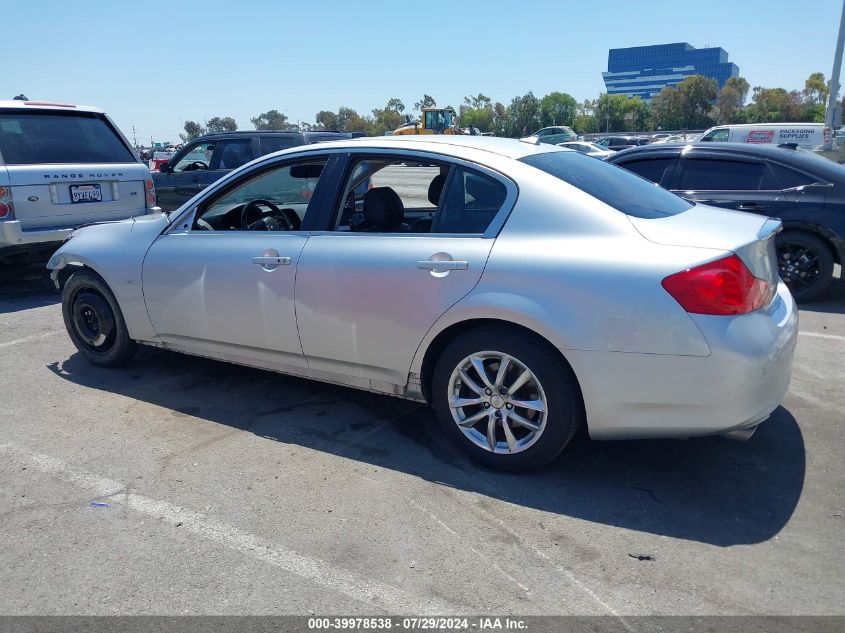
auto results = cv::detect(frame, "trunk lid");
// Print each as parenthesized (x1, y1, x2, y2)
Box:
(7, 163, 149, 229)
(628, 203, 781, 288)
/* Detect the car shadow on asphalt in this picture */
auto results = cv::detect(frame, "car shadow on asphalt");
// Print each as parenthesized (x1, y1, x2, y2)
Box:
(0, 263, 59, 314)
(47, 347, 806, 548)
(801, 276, 845, 315)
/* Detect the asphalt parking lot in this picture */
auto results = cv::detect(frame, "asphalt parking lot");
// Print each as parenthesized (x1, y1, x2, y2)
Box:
(0, 262, 843, 616)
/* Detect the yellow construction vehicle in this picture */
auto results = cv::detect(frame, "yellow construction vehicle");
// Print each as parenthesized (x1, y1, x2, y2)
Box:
(393, 107, 462, 135)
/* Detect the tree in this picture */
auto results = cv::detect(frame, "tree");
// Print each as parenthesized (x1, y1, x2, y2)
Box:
(464, 93, 492, 111)
(748, 87, 803, 122)
(651, 75, 717, 130)
(572, 114, 598, 134)
(624, 97, 651, 132)
(491, 102, 508, 137)
(180, 120, 206, 142)
(251, 109, 289, 130)
(715, 76, 750, 124)
(370, 99, 406, 135)
(577, 99, 596, 116)
(803, 72, 828, 105)
(385, 98, 405, 114)
(315, 110, 339, 130)
(459, 93, 495, 132)
(675, 75, 718, 128)
(336, 107, 368, 133)
(413, 94, 437, 112)
(539, 91, 577, 127)
(206, 116, 237, 133)
(595, 93, 630, 132)
(504, 92, 541, 137)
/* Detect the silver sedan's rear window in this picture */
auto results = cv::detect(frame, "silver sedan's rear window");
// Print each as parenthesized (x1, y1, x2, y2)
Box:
(520, 151, 692, 219)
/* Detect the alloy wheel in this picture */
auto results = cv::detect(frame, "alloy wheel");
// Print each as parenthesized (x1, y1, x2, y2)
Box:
(777, 242, 822, 292)
(447, 351, 548, 454)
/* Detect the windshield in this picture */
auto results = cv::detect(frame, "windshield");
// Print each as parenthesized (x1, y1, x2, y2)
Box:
(520, 151, 693, 219)
(0, 110, 135, 165)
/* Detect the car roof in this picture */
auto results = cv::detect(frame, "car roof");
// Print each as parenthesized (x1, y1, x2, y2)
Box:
(194, 130, 349, 141)
(612, 142, 816, 160)
(0, 100, 104, 113)
(611, 142, 845, 180)
(277, 135, 566, 161)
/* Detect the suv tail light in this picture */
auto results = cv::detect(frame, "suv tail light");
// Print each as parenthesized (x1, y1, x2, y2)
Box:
(144, 179, 156, 208)
(662, 254, 773, 316)
(0, 186, 13, 220)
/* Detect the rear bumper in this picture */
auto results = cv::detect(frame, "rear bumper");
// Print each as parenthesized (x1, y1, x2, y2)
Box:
(0, 221, 70, 257)
(568, 282, 798, 440)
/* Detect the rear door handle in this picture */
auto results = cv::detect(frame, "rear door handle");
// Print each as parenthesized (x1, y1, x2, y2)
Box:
(252, 255, 291, 271)
(738, 203, 768, 211)
(417, 260, 469, 270)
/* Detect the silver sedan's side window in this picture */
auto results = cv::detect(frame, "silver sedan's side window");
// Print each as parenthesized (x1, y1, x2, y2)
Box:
(190, 159, 327, 232)
(333, 157, 507, 235)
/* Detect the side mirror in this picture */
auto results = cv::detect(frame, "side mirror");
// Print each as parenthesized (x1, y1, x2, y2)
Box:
(158, 161, 171, 173)
(699, 136, 711, 142)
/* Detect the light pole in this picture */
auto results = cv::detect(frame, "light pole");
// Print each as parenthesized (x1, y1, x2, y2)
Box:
(824, 0, 845, 146)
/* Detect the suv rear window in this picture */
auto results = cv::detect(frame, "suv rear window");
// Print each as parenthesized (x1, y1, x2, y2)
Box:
(520, 151, 693, 218)
(0, 111, 135, 165)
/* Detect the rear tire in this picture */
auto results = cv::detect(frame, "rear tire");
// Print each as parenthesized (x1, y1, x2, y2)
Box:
(775, 231, 834, 303)
(61, 270, 136, 367)
(431, 326, 582, 472)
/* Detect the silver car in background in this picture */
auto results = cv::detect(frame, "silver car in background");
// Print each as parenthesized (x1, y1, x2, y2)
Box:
(48, 137, 797, 471)
(0, 100, 156, 264)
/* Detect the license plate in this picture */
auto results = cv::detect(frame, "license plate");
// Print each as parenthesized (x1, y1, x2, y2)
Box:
(70, 184, 102, 203)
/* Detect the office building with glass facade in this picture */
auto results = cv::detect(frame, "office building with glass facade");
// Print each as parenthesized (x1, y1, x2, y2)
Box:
(602, 42, 739, 101)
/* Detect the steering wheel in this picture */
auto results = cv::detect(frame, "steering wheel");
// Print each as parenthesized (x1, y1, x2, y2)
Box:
(240, 199, 293, 231)
(184, 161, 208, 171)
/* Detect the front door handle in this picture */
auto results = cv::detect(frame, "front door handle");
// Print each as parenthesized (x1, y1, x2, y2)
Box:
(191, 175, 202, 183)
(738, 203, 768, 211)
(417, 260, 469, 271)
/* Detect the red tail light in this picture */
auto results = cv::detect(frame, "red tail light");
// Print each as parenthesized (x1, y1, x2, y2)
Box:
(662, 254, 772, 316)
(144, 179, 156, 208)
(0, 186, 13, 220)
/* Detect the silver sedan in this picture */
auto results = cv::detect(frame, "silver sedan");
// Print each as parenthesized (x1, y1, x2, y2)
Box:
(48, 136, 798, 471)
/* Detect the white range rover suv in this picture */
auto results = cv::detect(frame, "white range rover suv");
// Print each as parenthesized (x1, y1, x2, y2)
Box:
(0, 100, 157, 264)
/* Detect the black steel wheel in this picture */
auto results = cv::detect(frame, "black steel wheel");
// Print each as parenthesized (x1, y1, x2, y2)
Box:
(61, 270, 136, 367)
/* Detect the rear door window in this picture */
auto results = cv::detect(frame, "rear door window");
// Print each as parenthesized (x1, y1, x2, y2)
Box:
(433, 167, 508, 233)
(677, 158, 776, 191)
(768, 162, 819, 189)
(0, 111, 135, 164)
(260, 137, 296, 154)
(617, 157, 676, 185)
(212, 139, 254, 170)
(520, 151, 693, 219)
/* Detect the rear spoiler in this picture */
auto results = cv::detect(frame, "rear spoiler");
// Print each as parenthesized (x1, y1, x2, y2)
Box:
(757, 217, 783, 241)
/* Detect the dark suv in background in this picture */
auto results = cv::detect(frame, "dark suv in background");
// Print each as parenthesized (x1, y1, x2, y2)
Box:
(154, 130, 350, 211)
(608, 142, 845, 302)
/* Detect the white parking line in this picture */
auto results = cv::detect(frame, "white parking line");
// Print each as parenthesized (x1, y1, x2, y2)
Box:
(0, 330, 63, 349)
(800, 331, 845, 342)
(0, 440, 452, 615)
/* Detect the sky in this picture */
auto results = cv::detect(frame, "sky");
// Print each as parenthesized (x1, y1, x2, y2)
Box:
(2, 0, 843, 143)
